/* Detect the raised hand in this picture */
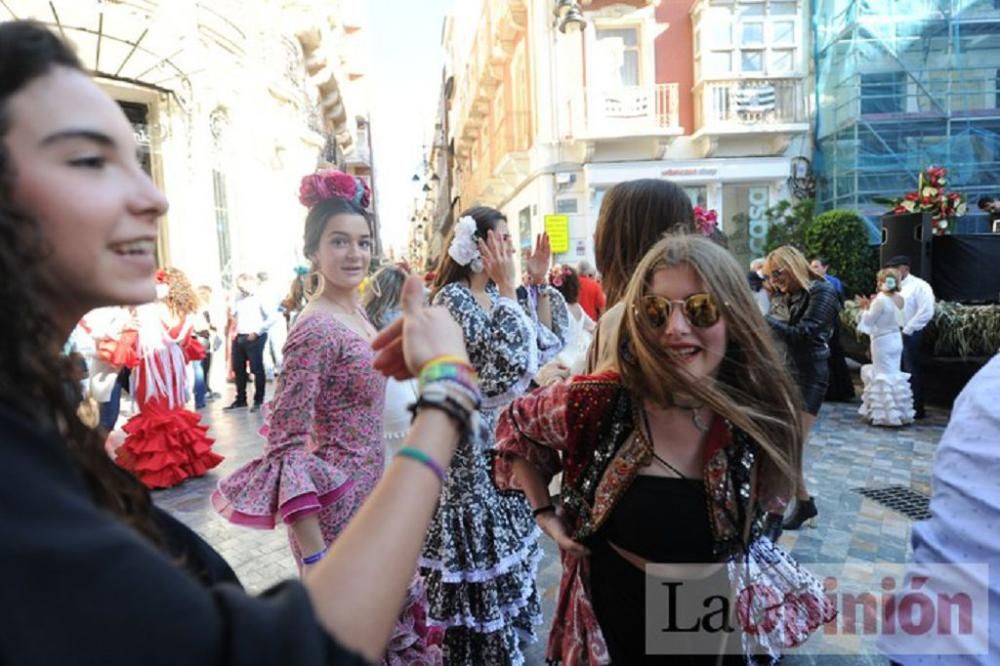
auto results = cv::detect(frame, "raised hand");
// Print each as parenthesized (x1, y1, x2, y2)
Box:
(372, 275, 468, 380)
(478, 229, 517, 297)
(525, 232, 551, 285)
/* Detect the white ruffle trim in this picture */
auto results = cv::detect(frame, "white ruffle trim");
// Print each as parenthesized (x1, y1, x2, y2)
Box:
(419, 526, 543, 583)
(424, 544, 544, 633)
(858, 365, 915, 426)
(481, 297, 540, 410)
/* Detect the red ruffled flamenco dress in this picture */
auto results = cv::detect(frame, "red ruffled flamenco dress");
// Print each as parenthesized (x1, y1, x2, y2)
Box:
(115, 314, 223, 489)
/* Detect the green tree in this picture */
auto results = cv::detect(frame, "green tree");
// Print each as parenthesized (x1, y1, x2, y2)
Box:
(803, 209, 879, 298)
(764, 199, 815, 253)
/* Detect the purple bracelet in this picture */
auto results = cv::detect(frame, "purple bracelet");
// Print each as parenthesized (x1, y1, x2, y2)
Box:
(302, 547, 326, 565)
(396, 447, 447, 483)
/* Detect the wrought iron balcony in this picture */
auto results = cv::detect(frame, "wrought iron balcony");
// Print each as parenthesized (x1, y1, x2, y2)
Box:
(694, 78, 807, 132)
(583, 83, 681, 139)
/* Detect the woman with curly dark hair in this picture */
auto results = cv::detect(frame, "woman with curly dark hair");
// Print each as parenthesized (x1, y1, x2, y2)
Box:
(1, 19, 477, 666)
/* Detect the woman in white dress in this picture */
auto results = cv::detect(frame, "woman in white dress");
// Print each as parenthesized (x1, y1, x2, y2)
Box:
(537, 265, 594, 381)
(363, 265, 417, 463)
(856, 268, 915, 426)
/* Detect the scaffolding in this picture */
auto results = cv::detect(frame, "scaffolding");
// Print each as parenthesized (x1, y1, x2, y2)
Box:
(813, 0, 1000, 235)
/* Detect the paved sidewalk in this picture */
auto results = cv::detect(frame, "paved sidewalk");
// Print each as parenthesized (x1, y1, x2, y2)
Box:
(155, 395, 949, 664)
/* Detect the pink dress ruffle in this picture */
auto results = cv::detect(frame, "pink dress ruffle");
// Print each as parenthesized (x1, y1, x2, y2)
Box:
(211, 444, 353, 529)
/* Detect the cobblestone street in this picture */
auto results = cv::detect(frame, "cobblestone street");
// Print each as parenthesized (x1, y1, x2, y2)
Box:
(156, 388, 950, 665)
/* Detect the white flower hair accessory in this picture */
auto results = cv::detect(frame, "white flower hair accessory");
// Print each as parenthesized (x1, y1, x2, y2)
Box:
(448, 215, 484, 273)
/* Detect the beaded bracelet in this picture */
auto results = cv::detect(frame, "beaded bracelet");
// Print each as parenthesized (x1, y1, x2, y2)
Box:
(302, 547, 326, 566)
(396, 447, 447, 483)
(419, 360, 478, 392)
(418, 355, 472, 374)
(408, 395, 473, 436)
(430, 377, 482, 410)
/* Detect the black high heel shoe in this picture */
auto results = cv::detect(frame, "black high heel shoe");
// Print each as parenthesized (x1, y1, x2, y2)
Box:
(782, 497, 818, 530)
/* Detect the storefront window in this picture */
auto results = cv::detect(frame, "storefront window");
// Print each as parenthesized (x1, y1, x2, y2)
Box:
(722, 183, 771, 271)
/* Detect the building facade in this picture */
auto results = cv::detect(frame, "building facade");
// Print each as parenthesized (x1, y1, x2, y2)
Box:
(814, 0, 1000, 232)
(4, 0, 375, 290)
(433, 0, 811, 273)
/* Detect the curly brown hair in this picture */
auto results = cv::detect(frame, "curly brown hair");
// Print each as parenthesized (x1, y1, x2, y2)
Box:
(160, 267, 198, 318)
(0, 21, 160, 544)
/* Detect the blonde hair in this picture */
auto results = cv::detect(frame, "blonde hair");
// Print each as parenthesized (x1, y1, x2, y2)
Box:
(877, 268, 901, 293)
(363, 265, 408, 330)
(161, 267, 198, 318)
(615, 235, 803, 502)
(763, 246, 822, 293)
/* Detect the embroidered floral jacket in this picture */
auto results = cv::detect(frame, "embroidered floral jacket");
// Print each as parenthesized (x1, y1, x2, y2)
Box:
(493, 371, 781, 665)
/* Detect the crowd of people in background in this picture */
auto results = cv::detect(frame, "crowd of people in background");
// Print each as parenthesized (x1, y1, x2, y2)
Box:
(4, 19, 998, 666)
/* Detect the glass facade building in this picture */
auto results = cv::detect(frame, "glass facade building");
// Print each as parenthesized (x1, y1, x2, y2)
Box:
(814, 0, 1000, 234)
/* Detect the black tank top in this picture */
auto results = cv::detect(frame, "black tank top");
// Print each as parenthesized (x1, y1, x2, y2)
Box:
(597, 475, 715, 563)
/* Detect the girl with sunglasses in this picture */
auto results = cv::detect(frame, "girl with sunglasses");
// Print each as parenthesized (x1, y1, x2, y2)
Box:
(762, 246, 841, 530)
(0, 20, 474, 665)
(494, 235, 805, 665)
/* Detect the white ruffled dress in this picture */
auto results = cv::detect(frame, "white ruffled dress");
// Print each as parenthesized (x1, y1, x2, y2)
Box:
(857, 294, 916, 426)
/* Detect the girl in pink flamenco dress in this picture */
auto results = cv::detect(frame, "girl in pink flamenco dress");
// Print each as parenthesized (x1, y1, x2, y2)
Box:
(212, 169, 441, 665)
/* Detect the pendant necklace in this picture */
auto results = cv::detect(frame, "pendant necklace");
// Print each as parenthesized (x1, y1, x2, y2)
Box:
(675, 402, 710, 434)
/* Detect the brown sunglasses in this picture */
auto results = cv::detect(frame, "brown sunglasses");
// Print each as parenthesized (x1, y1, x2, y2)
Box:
(638, 293, 722, 329)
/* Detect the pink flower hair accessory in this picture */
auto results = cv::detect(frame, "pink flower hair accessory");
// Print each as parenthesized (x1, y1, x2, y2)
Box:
(548, 263, 572, 288)
(694, 206, 718, 237)
(298, 169, 372, 209)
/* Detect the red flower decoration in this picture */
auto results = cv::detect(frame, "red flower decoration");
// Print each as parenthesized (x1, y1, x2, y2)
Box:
(877, 166, 967, 236)
(154, 269, 170, 285)
(693, 206, 719, 236)
(298, 169, 372, 209)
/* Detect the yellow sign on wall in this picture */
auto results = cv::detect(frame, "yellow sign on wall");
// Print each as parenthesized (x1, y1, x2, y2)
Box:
(544, 214, 570, 254)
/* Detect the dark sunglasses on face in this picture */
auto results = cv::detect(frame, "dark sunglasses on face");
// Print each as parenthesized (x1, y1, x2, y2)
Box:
(638, 293, 721, 329)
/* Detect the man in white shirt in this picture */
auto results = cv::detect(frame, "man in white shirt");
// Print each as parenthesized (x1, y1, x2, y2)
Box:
(886, 255, 936, 418)
(226, 273, 273, 412)
(880, 354, 1000, 664)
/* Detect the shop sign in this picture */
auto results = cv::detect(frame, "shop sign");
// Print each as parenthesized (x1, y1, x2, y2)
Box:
(544, 214, 571, 254)
(661, 167, 719, 178)
(747, 187, 770, 257)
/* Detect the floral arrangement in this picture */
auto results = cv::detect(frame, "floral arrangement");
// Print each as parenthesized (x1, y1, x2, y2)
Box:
(876, 166, 967, 236)
(548, 264, 573, 288)
(693, 206, 718, 237)
(447, 216, 483, 273)
(298, 169, 372, 209)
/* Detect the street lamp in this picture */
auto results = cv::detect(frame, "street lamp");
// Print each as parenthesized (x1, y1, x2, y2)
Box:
(553, 0, 574, 18)
(558, 3, 587, 33)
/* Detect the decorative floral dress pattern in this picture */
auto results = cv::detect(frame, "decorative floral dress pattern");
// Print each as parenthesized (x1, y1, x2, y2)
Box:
(116, 307, 222, 490)
(857, 294, 915, 426)
(423, 281, 567, 665)
(212, 313, 441, 664)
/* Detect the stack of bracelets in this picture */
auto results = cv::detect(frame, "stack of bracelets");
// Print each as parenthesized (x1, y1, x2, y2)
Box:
(396, 355, 482, 485)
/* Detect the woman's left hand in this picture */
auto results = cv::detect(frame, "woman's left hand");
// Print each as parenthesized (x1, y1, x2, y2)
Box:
(525, 233, 551, 285)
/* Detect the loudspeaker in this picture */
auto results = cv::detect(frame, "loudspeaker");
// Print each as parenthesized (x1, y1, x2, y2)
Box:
(880, 212, 933, 281)
(931, 235, 1000, 303)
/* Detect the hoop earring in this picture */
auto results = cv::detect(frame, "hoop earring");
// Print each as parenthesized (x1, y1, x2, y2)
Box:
(304, 269, 325, 300)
